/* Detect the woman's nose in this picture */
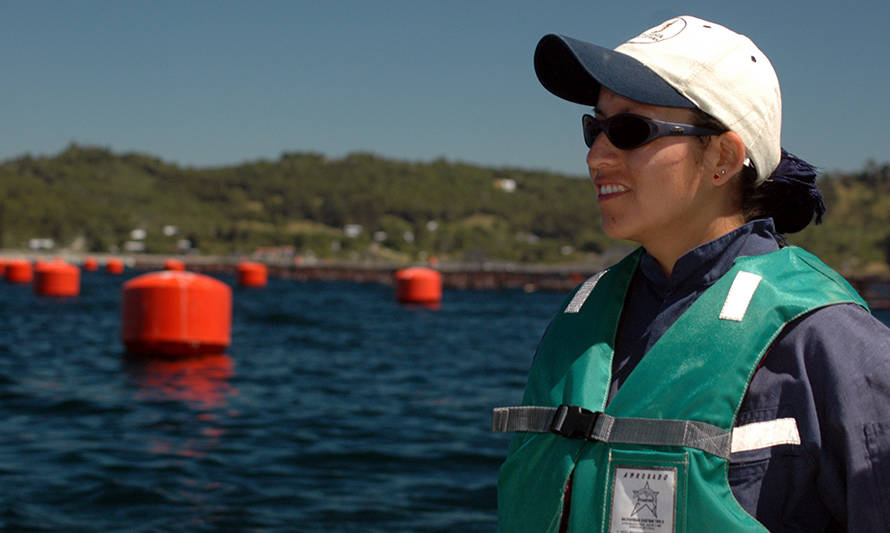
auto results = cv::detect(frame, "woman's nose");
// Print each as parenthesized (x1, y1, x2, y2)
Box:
(586, 130, 619, 171)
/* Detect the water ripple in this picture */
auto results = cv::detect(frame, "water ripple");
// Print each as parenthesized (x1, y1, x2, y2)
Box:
(0, 273, 564, 531)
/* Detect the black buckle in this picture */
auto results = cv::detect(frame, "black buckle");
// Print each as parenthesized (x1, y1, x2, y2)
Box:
(550, 404, 599, 440)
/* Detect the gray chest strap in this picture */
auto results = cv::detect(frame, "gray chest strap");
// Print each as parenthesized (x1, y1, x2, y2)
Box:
(492, 405, 731, 460)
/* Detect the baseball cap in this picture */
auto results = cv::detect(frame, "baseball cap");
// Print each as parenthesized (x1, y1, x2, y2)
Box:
(534, 16, 781, 183)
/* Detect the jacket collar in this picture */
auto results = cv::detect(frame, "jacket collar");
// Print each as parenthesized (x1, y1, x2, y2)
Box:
(639, 219, 781, 295)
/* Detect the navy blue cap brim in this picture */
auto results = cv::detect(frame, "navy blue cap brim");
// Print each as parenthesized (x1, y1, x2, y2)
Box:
(534, 34, 696, 109)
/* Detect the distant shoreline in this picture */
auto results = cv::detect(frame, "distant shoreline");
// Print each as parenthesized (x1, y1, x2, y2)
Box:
(0, 249, 611, 292)
(4, 250, 890, 307)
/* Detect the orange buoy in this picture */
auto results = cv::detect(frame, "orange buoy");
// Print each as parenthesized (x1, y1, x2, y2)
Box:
(83, 256, 99, 271)
(394, 267, 442, 303)
(121, 271, 232, 357)
(237, 261, 268, 287)
(5, 259, 33, 284)
(34, 260, 80, 296)
(163, 258, 186, 271)
(107, 258, 125, 274)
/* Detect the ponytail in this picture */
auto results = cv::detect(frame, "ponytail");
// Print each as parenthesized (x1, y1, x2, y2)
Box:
(741, 149, 826, 234)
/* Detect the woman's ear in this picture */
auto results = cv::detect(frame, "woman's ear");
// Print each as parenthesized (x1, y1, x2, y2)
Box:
(712, 131, 747, 186)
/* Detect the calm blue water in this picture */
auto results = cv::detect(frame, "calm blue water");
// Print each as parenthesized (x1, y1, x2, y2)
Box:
(4, 271, 889, 532)
(0, 270, 566, 532)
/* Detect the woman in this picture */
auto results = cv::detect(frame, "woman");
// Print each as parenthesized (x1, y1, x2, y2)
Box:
(493, 16, 890, 532)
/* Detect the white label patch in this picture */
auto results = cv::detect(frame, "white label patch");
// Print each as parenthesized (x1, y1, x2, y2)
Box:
(731, 417, 801, 453)
(564, 269, 607, 314)
(719, 270, 762, 321)
(610, 466, 676, 533)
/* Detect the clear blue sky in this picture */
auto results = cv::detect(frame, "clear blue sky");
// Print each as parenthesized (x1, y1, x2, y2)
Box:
(1, 1, 887, 177)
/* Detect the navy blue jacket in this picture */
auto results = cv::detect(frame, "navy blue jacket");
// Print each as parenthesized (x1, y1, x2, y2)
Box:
(609, 219, 890, 532)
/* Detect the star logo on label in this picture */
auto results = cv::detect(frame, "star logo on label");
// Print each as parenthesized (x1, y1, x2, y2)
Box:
(631, 481, 659, 518)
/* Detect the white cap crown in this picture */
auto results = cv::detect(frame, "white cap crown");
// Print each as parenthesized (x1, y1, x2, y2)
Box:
(616, 16, 781, 182)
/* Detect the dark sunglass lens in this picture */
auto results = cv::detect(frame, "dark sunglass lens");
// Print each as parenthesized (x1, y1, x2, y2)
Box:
(607, 115, 652, 149)
(582, 115, 599, 148)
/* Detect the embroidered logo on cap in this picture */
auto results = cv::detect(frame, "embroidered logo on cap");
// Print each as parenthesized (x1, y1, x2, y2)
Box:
(626, 17, 686, 44)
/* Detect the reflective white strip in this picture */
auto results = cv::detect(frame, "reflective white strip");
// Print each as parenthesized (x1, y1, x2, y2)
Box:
(730, 417, 801, 453)
(719, 271, 762, 321)
(564, 270, 607, 314)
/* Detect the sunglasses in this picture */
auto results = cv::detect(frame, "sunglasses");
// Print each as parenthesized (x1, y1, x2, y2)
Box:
(582, 113, 725, 150)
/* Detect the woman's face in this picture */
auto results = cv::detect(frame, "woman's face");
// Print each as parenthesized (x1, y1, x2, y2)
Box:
(587, 89, 730, 261)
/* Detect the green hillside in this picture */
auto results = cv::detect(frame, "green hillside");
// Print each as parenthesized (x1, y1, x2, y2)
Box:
(1, 144, 888, 273)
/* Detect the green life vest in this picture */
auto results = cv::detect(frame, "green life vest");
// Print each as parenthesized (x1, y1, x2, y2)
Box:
(494, 246, 867, 533)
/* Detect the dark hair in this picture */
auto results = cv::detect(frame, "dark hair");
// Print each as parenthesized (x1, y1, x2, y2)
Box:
(738, 161, 825, 234)
(690, 110, 825, 234)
